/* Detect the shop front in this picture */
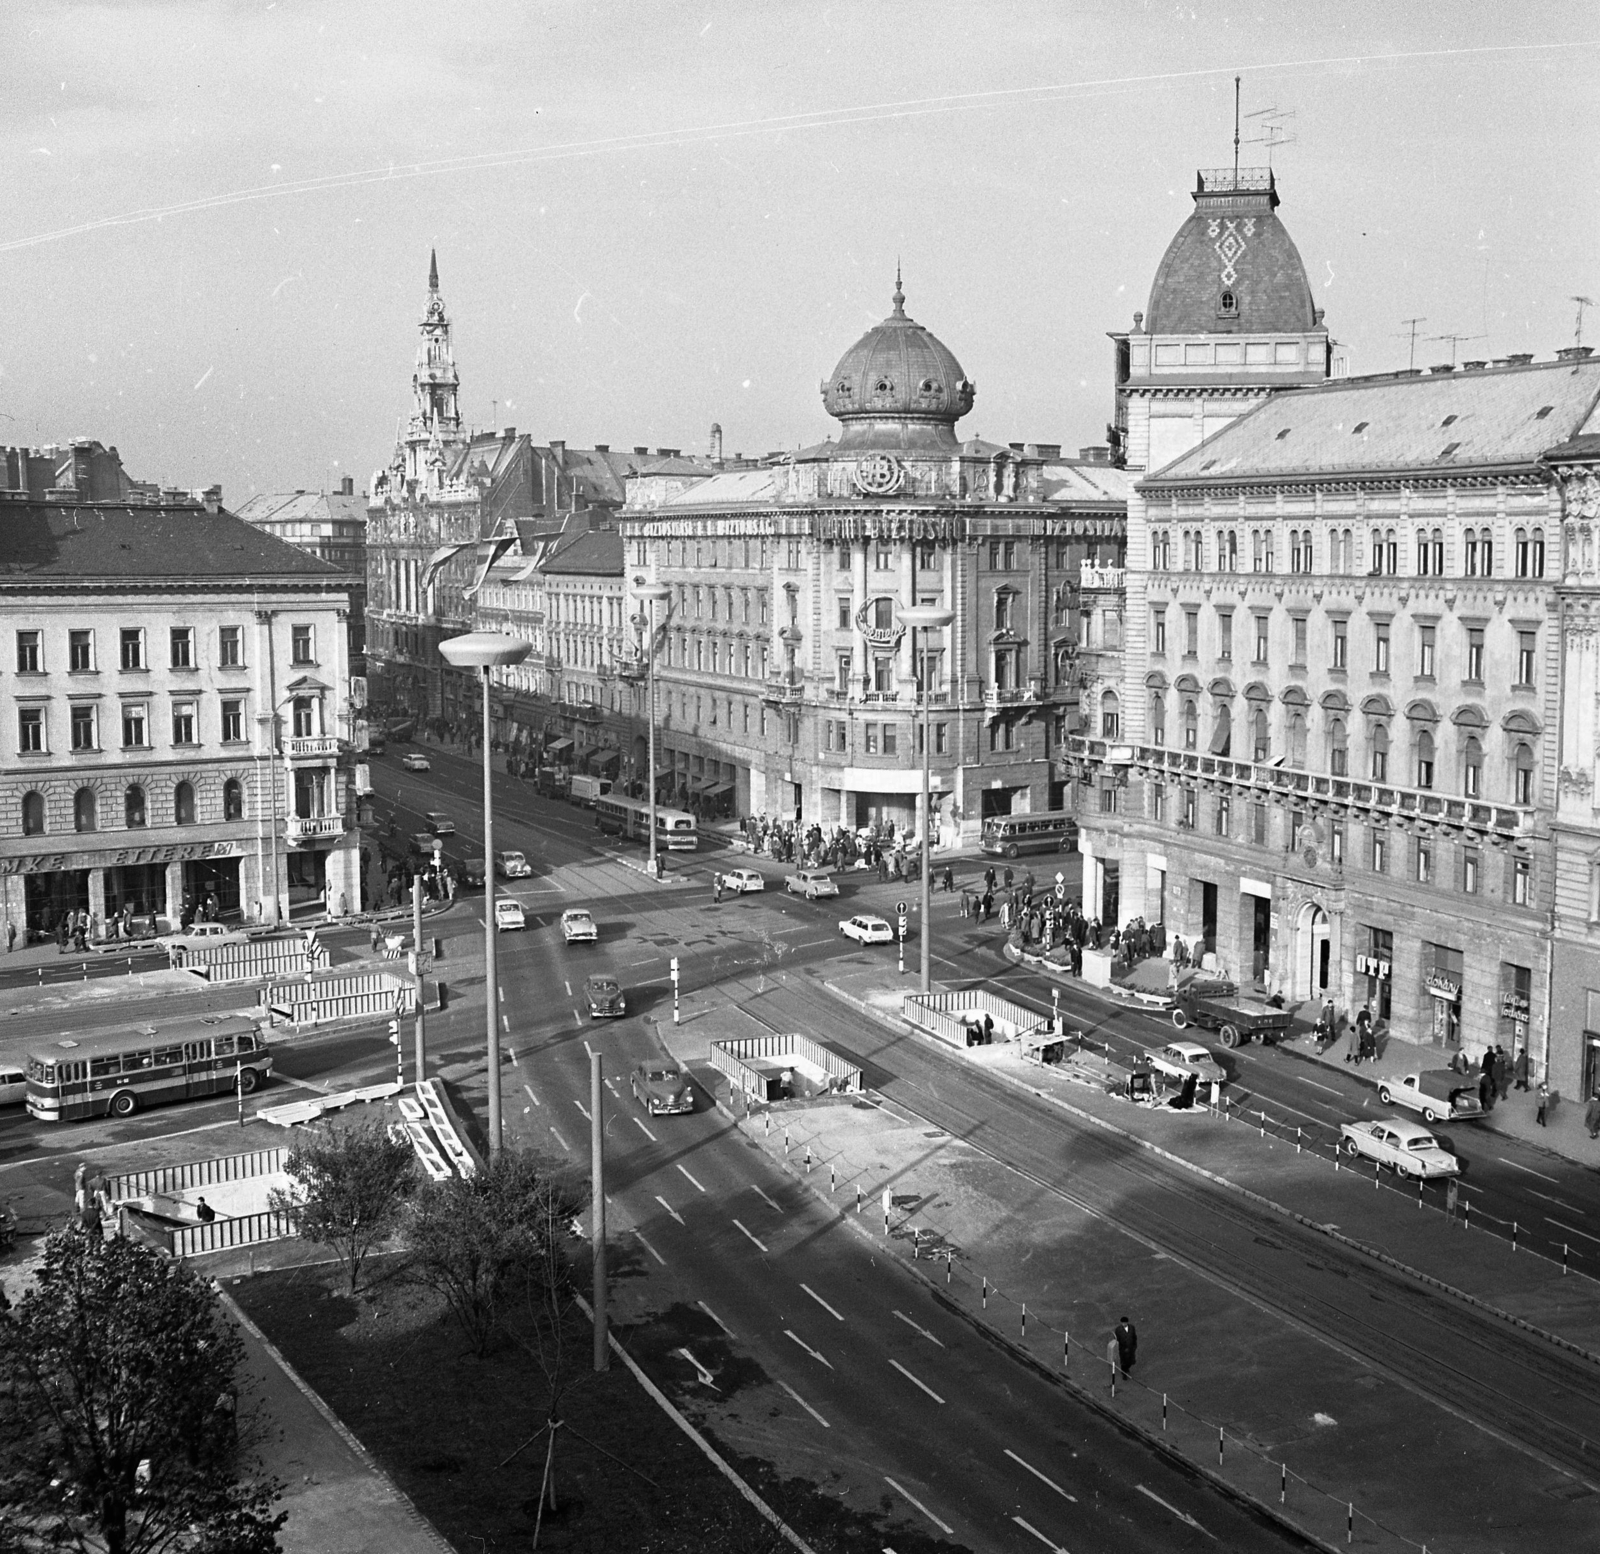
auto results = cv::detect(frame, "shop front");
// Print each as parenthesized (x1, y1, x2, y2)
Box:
(1422, 942, 1464, 1050)
(22, 869, 90, 944)
(183, 855, 242, 920)
(1356, 926, 1393, 1027)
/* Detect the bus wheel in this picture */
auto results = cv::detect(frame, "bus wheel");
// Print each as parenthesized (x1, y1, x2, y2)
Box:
(110, 1090, 138, 1118)
(240, 1068, 261, 1094)
(1006, 843, 1019, 859)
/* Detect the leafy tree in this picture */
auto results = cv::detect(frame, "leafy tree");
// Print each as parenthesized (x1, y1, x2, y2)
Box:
(0, 1229, 284, 1554)
(403, 1148, 586, 1359)
(270, 1119, 413, 1295)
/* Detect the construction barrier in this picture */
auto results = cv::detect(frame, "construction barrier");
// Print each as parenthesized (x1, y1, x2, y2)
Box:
(902, 988, 1052, 1048)
(710, 1033, 863, 1102)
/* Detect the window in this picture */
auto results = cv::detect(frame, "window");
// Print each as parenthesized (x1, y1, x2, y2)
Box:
(1329, 718, 1348, 776)
(1517, 631, 1536, 687)
(1415, 837, 1432, 883)
(1150, 692, 1166, 746)
(1291, 616, 1307, 666)
(1465, 530, 1479, 576)
(171, 702, 196, 746)
(1465, 627, 1484, 682)
(1251, 802, 1267, 845)
(1371, 829, 1388, 873)
(1100, 691, 1120, 739)
(988, 720, 1014, 753)
(1418, 624, 1436, 679)
(291, 625, 314, 664)
(70, 704, 97, 752)
(1151, 784, 1166, 822)
(1251, 706, 1269, 763)
(120, 628, 145, 670)
(916, 543, 938, 572)
(1287, 713, 1307, 768)
(882, 725, 898, 756)
(1209, 704, 1232, 757)
(1515, 529, 1530, 578)
(1532, 528, 1545, 577)
(836, 596, 852, 629)
(1181, 787, 1197, 828)
(125, 784, 146, 828)
(1253, 617, 1269, 664)
(1481, 531, 1494, 576)
(69, 630, 94, 671)
(1224, 529, 1237, 570)
(1330, 821, 1344, 864)
(934, 722, 949, 755)
(18, 708, 43, 753)
(1332, 618, 1348, 670)
(1415, 729, 1435, 789)
(875, 544, 894, 572)
(1463, 737, 1483, 798)
(74, 787, 97, 833)
(170, 627, 194, 668)
(1513, 743, 1534, 806)
(864, 724, 879, 755)
(994, 592, 1012, 631)
(174, 781, 195, 827)
(291, 697, 315, 738)
(1370, 723, 1389, 782)
(1512, 854, 1532, 906)
(1463, 850, 1480, 894)
(21, 791, 44, 835)
(1216, 610, 1232, 661)
(122, 703, 147, 748)
(15, 630, 40, 673)
(1373, 622, 1390, 675)
(1152, 609, 1166, 655)
(1216, 795, 1231, 837)
(221, 699, 243, 742)
(1183, 608, 1199, 658)
(1182, 698, 1197, 751)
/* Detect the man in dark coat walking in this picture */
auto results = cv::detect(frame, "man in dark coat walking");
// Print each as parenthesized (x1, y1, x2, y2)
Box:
(1114, 1317, 1138, 1377)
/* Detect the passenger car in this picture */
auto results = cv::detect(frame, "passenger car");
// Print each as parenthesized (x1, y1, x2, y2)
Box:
(493, 898, 526, 932)
(496, 850, 532, 879)
(0, 1064, 28, 1107)
(401, 752, 431, 772)
(1339, 1118, 1460, 1178)
(631, 1062, 693, 1115)
(839, 914, 894, 945)
(1377, 1070, 1486, 1124)
(560, 908, 598, 944)
(425, 811, 456, 836)
(584, 975, 626, 1018)
(410, 832, 440, 856)
(785, 869, 839, 899)
(1143, 1040, 1226, 1089)
(721, 868, 765, 894)
(157, 922, 249, 954)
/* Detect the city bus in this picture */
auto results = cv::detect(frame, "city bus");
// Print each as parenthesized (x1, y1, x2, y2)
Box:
(980, 810, 1079, 859)
(593, 794, 699, 851)
(25, 1014, 273, 1123)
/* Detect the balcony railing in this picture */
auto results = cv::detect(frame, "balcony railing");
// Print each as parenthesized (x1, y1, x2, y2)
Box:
(1079, 564, 1126, 591)
(285, 735, 340, 760)
(286, 814, 344, 842)
(762, 673, 804, 705)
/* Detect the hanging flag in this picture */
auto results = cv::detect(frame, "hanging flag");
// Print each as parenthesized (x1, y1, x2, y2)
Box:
(463, 533, 520, 600)
(420, 543, 472, 594)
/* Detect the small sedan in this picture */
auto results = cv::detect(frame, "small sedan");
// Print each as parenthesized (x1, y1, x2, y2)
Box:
(425, 811, 456, 836)
(1339, 1119, 1461, 1178)
(496, 850, 533, 879)
(410, 831, 441, 856)
(561, 908, 598, 944)
(157, 922, 249, 954)
(721, 868, 765, 894)
(785, 869, 840, 900)
(585, 975, 627, 1018)
(1144, 1040, 1227, 1089)
(631, 1062, 693, 1115)
(839, 914, 895, 945)
(493, 898, 526, 933)
(401, 752, 431, 772)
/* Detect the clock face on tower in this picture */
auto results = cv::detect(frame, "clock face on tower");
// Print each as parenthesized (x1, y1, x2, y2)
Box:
(852, 452, 903, 496)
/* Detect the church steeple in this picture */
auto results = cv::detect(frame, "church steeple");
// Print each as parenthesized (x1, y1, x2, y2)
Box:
(400, 250, 465, 494)
(428, 247, 439, 293)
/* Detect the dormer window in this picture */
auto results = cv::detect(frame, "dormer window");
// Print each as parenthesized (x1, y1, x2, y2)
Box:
(1441, 414, 1458, 427)
(874, 378, 893, 395)
(919, 377, 939, 394)
(1440, 442, 1461, 458)
(1535, 404, 1554, 419)
(1218, 290, 1238, 317)
(1275, 428, 1291, 441)
(1352, 421, 1369, 434)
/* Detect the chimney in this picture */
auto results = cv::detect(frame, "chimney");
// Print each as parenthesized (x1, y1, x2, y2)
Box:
(1557, 346, 1595, 362)
(1077, 445, 1109, 464)
(709, 422, 724, 463)
(340, 475, 355, 495)
(594, 444, 609, 453)
(633, 446, 649, 456)
(1462, 360, 1488, 371)
(1428, 363, 1455, 374)
(503, 426, 516, 440)
(1008, 442, 1025, 453)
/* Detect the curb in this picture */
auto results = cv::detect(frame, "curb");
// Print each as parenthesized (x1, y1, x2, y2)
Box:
(816, 975, 1600, 1371)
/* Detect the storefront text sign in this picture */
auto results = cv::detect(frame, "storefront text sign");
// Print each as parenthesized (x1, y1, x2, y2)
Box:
(1356, 955, 1391, 979)
(0, 840, 244, 876)
(1500, 993, 1531, 1019)
(1425, 970, 1461, 1000)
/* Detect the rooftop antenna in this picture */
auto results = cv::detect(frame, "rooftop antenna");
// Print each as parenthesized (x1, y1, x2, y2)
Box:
(1232, 75, 1241, 182)
(491, 399, 498, 433)
(1394, 317, 1428, 372)
(1426, 331, 1485, 367)
(1244, 105, 1298, 167)
(1575, 296, 1596, 348)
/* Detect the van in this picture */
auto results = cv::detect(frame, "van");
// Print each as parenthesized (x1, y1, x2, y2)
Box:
(568, 774, 613, 808)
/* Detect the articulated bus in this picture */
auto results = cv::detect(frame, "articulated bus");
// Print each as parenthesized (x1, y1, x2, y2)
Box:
(25, 1014, 273, 1123)
(979, 810, 1080, 859)
(593, 795, 699, 851)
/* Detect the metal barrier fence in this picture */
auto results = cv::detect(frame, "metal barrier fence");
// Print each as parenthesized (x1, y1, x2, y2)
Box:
(105, 1146, 286, 1204)
(176, 938, 330, 983)
(902, 989, 1053, 1048)
(260, 970, 416, 1025)
(710, 1033, 863, 1100)
(171, 1208, 295, 1259)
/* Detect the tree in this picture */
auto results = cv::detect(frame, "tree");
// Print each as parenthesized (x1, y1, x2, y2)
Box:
(270, 1120, 413, 1296)
(0, 1229, 284, 1554)
(402, 1148, 586, 1359)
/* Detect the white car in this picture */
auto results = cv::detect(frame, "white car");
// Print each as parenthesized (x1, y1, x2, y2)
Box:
(1144, 1040, 1227, 1089)
(401, 752, 431, 772)
(561, 908, 598, 944)
(0, 1064, 27, 1107)
(721, 868, 765, 894)
(1339, 1118, 1460, 1178)
(839, 914, 894, 945)
(785, 869, 840, 900)
(493, 898, 526, 933)
(157, 921, 249, 954)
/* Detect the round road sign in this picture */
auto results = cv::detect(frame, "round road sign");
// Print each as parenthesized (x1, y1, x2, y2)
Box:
(895, 900, 909, 915)
(1054, 883, 1066, 901)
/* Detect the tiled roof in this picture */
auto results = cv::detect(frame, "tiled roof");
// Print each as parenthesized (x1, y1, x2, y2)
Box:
(0, 499, 351, 581)
(1150, 358, 1600, 482)
(658, 468, 780, 508)
(1041, 463, 1134, 505)
(540, 528, 624, 576)
(234, 489, 367, 527)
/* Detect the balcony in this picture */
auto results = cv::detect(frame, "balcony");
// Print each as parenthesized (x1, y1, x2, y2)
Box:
(285, 735, 341, 760)
(286, 814, 344, 843)
(1079, 563, 1126, 591)
(762, 672, 804, 705)
(983, 677, 1047, 715)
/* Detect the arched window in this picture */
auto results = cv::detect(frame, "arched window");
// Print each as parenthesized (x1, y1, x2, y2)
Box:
(1463, 737, 1483, 798)
(1288, 713, 1307, 769)
(1515, 528, 1530, 578)
(174, 781, 195, 827)
(1431, 529, 1444, 575)
(74, 787, 97, 833)
(125, 785, 146, 828)
(1182, 698, 1198, 751)
(1251, 707, 1269, 764)
(223, 778, 243, 822)
(1150, 693, 1166, 747)
(1532, 527, 1545, 578)
(1182, 531, 1194, 571)
(21, 791, 44, 836)
(1210, 703, 1232, 758)
(1369, 528, 1383, 575)
(1100, 690, 1120, 740)
(1251, 530, 1264, 573)
(1370, 723, 1390, 783)
(1328, 718, 1348, 777)
(1415, 730, 1435, 790)
(1224, 530, 1237, 571)
(1416, 530, 1431, 575)
(1513, 743, 1534, 806)
(1482, 530, 1494, 576)
(1341, 529, 1354, 573)
(1465, 528, 1479, 576)
(1385, 529, 1398, 575)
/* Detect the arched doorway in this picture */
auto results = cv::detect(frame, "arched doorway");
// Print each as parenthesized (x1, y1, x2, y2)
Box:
(1295, 902, 1331, 1002)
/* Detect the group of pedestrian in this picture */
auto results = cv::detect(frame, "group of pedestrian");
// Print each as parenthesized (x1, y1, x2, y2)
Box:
(1344, 1005, 1377, 1064)
(1105, 1316, 1138, 1382)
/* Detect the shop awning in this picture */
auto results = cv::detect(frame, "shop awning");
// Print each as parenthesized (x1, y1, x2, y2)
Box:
(705, 783, 734, 799)
(590, 750, 621, 772)
(546, 738, 573, 753)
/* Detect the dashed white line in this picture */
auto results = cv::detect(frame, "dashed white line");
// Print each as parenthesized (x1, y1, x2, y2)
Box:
(1497, 1156, 1561, 1184)
(654, 1195, 684, 1226)
(572, 1010, 583, 1028)
(696, 1299, 732, 1337)
(501, 1014, 511, 1033)
(884, 1478, 953, 1536)
(801, 1283, 844, 1321)
(732, 1218, 768, 1252)
(549, 1126, 570, 1152)
(677, 1163, 707, 1193)
(632, 1116, 657, 1141)
(583, 1038, 594, 1060)
(1011, 1516, 1068, 1552)
(1529, 1190, 1580, 1213)
(574, 1098, 591, 1120)
(497, 985, 505, 1003)
(1548, 1218, 1600, 1246)
(1295, 1075, 1343, 1096)
(892, 1310, 945, 1347)
(888, 1358, 944, 1404)
(604, 1077, 618, 1093)
(779, 1379, 830, 1427)
(1004, 1448, 1076, 1502)
(523, 1084, 540, 1107)
(1136, 1484, 1210, 1536)
(751, 1185, 781, 1211)
(784, 1330, 833, 1369)
(563, 980, 572, 996)
(632, 1227, 665, 1265)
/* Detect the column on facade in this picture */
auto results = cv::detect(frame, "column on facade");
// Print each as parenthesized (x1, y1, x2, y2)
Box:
(164, 860, 184, 928)
(87, 870, 107, 936)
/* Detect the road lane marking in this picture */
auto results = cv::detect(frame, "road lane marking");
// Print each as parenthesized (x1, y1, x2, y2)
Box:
(796, 938, 834, 950)
(564, 980, 572, 996)
(632, 1228, 665, 1265)
(801, 1283, 844, 1321)
(677, 1163, 707, 1193)
(1497, 1156, 1561, 1184)
(674, 1347, 719, 1389)
(1136, 1484, 1211, 1537)
(498, 986, 504, 1002)
(732, 1218, 769, 1252)
(751, 1186, 781, 1211)
(574, 1098, 591, 1120)
(892, 1310, 945, 1347)
(1004, 1448, 1076, 1501)
(604, 1077, 617, 1093)
(523, 1084, 540, 1107)
(1529, 1190, 1581, 1212)
(508, 1046, 518, 1065)
(1548, 1219, 1600, 1245)
(654, 1195, 684, 1226)
(632, 1116, 657, 1141)
(784, 1330, 833, 1369)
(778, 1379, 830, 1427)
(549, 1126, 570, 1152)
(583, 1039, 594, 1059)
(1011, 1516, 1068, 1552)
(1295, 1075, 1343, 1096)
(572, 1010, 583, 1028)
(888, 1358, 944, 1404)
(501, 1014, 510, 1033)
(884, 1478, 953, 1536)
(696, 1299, 732, 1337)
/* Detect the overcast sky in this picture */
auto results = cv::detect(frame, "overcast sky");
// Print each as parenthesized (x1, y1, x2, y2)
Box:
(2, 2, 1596, 500)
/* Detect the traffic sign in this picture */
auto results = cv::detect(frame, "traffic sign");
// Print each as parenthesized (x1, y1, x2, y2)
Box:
(895, 900, 908, 916)
(1055, 872, 1065, 885)
(670, 956, 680, 983)
(897, 918, 907, 938)
(1054, 883, 1066, 901)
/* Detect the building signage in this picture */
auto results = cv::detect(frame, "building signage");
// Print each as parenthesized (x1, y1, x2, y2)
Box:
(1356, 955, 1391, 979)
(817, 513, 962, 544)
(1500, 993, 1531, 1019)
(855, 597, 906, 650)
(852, 453, 904, 496)
(0, 840, 245, 877)
(1424, 971, 1461, 1000)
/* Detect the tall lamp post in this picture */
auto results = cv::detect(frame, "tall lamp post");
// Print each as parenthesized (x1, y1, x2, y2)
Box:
(897, 605, 954, 994)
(439, 630, 532, 1156)
(633, 583, 672, 880)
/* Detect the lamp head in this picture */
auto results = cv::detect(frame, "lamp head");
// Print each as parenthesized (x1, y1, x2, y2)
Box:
(439, 631, 532, 669)
(897, 605, 954, 631)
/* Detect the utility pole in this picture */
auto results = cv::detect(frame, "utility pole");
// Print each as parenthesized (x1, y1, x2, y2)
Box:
(411, 873, 426, 1085)
(591, 1051, 608, 1372)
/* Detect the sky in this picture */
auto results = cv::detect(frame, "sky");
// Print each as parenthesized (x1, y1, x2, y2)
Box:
(1, 1, 1596, 500)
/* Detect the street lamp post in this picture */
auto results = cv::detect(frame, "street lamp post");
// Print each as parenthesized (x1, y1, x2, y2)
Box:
(439, 630, 532, 1156)
(897, 606, 954, 995)
(634, 583, 672, 880)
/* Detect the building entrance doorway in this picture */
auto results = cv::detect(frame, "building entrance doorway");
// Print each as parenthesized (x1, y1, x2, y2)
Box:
(1296, 902, 1331, 1001)
(1099, 859, 1120, 925)
(1245, 893, 1271, 983)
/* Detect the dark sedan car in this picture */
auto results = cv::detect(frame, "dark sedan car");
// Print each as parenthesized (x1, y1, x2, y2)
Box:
(630, 1062, 693, 1115)
(584, 975, 627, 1019)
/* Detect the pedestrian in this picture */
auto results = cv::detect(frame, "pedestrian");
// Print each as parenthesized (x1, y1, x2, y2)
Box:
(712, 873, 722, 904)
(1445, 1176, 1459, 1222)
(1513, 1046, 1530, 1092)
(370, 923, 382, 954)
(1495, 1045, 1511, 1102)
(1585, 1091, 1600, 1141)
(4, 920, 12, 953)
(1479, 1068, 1495, 1113)
(1114, 1316, 1137, 1377)
(984, 866, 996, 894)
(1536, 1080, 1550, 1126)
(1105, 1334, 1121, 1388)
(195, 1196, 216, 1223)
(982, 1013, 995, 1045)
(1004, 866, 1014, 890)
(943, 865, 954, 894)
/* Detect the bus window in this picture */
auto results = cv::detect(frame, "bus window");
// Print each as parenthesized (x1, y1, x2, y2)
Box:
(90, 1056, 121, 1079)
(127, 1051, 154, 1071)
(214, 1034, 236, 1057)
(152, 1046, 184, 1068)
(237, 1032, 257, 1053)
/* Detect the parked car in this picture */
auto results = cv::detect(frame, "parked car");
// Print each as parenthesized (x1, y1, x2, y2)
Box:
(1378, 1070, 1486, 1124)
(401, 752, 431, 772)
(561, 908, 598, 944)
(721, 868, 765, 894)
(157, 922, 249, 954)
(0, 1064, 28, 1107)
(1340, 1118, 1461, 1178)
(460, 856, 487, 889)
(1169, 975, 1290, 1048)
(493, 898, 526, 933)
(584, 975, 626, 1018)
(410, 831, 441, 856)
(839, 914, 894, 945)
(631, 1062, 693, 1115)
(496, 850, 533, 879)
(425, 811, 456, 836)
(1144, 1040, 1227, 1089)
(785, 869, 839, 899)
